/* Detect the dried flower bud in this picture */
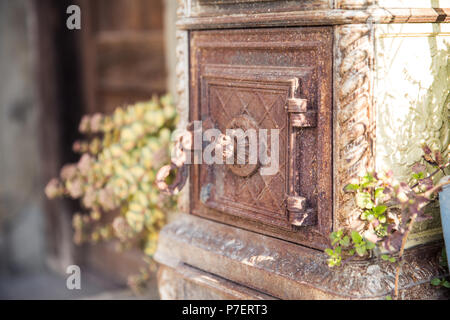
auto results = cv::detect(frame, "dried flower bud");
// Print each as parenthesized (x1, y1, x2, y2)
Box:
(421, 143, 432, 155)
(78, 154, 92, 176)
(112, 216, 131, 241)
(98, 188, 116, 211)
(102, 116, 114, 132)
(89, 137, 102, 155)
(79, 115, 91, 133)
(90, 209, 101, 221)
(66, 177, 84, 199)
(45, 178, 63, 199)
(411, 163, 426, 174)
(434, 150, 443, 166)
(82, 186, 96, 208)
(113, 107, 125, 127)
(60, 164, 78, 181)
(72, 141, 82, 153)
(90, 113, 103, 132)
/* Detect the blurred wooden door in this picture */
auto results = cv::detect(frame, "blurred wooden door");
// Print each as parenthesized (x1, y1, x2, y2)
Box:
(34, 0, 168, 288)
(77, 0, 167, 287)
(80, 0, 167, 114)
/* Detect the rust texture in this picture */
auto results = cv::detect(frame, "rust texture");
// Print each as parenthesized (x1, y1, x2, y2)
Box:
(334, 24, 375, 232)
(189, 27, 333, 249)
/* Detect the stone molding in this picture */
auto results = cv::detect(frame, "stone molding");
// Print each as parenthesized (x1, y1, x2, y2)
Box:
(334, 24, 375, 231)
(174, 28, 191, 215)
(177, 8, 450, 30)
(158, 263, 276, 300)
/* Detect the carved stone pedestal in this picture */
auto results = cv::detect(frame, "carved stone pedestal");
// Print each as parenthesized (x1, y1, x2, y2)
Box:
(156, 215, 448, 300)
(155, 0, 450, 300)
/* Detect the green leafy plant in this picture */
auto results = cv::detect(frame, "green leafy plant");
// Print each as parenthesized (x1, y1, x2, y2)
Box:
(430, 248, 450, 289)
(325, 143, 450, 299)
(431, 277, 450, 288)
(45, 95, 177, 293)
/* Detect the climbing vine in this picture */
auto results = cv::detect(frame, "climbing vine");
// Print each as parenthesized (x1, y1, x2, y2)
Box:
(325, 143, 450, 299)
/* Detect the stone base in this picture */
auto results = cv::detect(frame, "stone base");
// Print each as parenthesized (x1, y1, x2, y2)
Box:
(155, 214, 450, 300)
(157, 264, 275, 300)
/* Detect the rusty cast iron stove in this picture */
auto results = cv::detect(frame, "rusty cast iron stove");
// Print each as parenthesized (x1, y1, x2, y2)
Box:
(189, 27, 333, 249)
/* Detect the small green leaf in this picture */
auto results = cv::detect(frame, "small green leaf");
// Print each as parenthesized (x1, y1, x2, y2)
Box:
(356, 246, 366, 256)
(385, 295, 392, 300)
(381, 254, 389, 261)
(356, 192, 373, 209)
(366, 241, 375, 250)
(361, 211, 368, 220)
(374, 187, 385, 199)
(351, 231, 363, 244)
(373, 205, 387, 215)
(348, 249, 355, 256)
(361, 173, 376, 188)
(325, 248, 333, 256)
(345, 184, 360, 191)
(340, 236, 350, 247)
(442, 281, 450, 289)
(431, 278, 442, 286)
(389, 257, 396, 263)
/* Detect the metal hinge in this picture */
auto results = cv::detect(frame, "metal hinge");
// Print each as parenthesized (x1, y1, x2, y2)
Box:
(286, 195, 316, 227)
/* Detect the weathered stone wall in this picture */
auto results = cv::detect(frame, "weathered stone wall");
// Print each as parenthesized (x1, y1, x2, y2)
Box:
(375, 23, 449, 181)
(374, 23, 450, 246)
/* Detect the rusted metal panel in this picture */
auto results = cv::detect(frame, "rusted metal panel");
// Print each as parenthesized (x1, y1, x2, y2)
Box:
(189, 27, 333, 249)
(189, 0, 332, 18)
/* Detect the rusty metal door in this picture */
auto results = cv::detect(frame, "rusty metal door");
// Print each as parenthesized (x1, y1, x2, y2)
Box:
(189, 27, 333, 249)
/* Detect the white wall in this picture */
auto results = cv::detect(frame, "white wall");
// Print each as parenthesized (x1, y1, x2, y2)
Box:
(375, 23, 449, 181)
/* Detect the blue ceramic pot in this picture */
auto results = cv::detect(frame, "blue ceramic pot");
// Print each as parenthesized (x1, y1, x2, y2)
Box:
(439, 176, 450, 270)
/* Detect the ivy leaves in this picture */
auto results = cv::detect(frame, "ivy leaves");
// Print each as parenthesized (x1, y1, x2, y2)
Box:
(326, 143, 449, 268)
(356, 191, 373, 209)
(431, 278, 450, 288)
(351, 231, 375, 257)
(361, 205, 387, 223)
(330, 230, 349, 246)
(381, 254, 396, 263)
(325, 230, 376, 267)
(325, 247, 342, 267)
(430, 248, 450, 289)
(325, 144, 449, 299)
